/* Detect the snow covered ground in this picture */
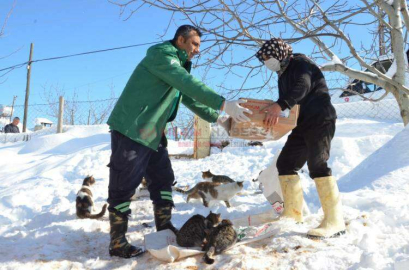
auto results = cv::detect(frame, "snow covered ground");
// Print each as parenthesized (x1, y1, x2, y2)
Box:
(0, 118, 408, 270)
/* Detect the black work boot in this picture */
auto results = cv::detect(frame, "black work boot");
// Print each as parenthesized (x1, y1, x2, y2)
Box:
(153, 203, 178, 234)
(109, 210, 144, 258)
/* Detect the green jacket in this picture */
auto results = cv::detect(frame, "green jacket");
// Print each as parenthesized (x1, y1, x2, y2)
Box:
(107, 41, 225, 150)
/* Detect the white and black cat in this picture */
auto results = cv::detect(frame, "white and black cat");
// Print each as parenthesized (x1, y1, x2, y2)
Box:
(76, 176, 107, 219)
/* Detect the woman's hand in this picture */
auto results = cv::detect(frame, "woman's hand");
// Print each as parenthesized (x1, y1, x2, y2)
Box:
(263, 103, 282, 128)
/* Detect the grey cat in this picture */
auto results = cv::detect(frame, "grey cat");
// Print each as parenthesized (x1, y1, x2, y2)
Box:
(202, 170, 235, 184)
(174, 181, 243, 208)
(176, 212, 222, 247)
(202, 219, 238, 264)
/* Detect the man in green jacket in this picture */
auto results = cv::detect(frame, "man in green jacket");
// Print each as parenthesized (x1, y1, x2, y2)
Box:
(106, 25, 251, 258)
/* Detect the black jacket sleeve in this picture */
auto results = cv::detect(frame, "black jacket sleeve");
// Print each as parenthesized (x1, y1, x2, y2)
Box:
(277, 60, 312, 110)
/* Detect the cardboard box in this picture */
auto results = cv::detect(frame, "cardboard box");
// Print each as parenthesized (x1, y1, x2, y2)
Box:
(229, 98, 299, 141)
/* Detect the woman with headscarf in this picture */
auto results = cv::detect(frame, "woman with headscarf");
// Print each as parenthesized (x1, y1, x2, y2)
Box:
(256, 38, 345, 239)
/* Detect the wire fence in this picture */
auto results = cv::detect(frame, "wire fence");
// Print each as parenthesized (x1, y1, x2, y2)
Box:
(0, 86, 402, 144)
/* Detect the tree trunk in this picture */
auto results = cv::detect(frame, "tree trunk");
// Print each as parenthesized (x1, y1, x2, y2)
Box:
(391, 87, 409, 126)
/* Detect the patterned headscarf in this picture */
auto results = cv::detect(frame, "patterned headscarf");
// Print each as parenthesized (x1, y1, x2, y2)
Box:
(256, 38, 293, 63)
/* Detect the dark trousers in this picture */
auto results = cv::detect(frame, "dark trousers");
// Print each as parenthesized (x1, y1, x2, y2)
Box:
(277, 120, 335, 179)
(107, 130, 175, 215)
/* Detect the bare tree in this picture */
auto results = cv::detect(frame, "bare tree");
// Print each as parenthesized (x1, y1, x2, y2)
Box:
(0, 0, 15, 39)
(40, 84, 80, 125)
(111, 0, 409, 126)
(273, 0, 409, 125)
(0, 0, 19, 83)
(40, 83, 118, 126)
(87, 83, 118, 125)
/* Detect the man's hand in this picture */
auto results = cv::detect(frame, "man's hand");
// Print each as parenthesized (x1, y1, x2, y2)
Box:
(263, 103, 282, 128)
(217, 115, 231, 134)
(222, 99, 252, 123)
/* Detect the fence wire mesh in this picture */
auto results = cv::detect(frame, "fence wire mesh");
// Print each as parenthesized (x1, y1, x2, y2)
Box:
(0, 81, 402, 144)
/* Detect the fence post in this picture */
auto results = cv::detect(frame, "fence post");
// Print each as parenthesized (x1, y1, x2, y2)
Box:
(71, 109, 74, 125)
(193, 116, 211, 159)
(87, 109, 91, 125)
(57, 96, 64, 133)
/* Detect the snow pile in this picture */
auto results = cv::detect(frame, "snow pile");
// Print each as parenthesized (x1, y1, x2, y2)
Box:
(0, 118, 408, 269)
(385, 0, 394, 6)
(385, 59, 397, 79)
(0, 105, 12, 117)
(333, 98, 401, 121)
(167, 140, 194, 155)
(34, 118, 53, 125)
(339, 124, 409, 191)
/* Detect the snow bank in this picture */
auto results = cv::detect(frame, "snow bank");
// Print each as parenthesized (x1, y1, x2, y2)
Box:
(335, 125, 409, 269)
(34, 117, 53, 125)
(0, 118, 407, 269)
(333, 98, 401, 121)
(339, 124, 409, 192)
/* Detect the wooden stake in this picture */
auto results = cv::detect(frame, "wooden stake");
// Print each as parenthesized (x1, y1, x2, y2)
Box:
(23, 43, 34, 133)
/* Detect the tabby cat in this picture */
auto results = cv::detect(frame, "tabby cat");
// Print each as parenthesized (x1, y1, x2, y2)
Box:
(202, 170, 235, 184)
(76, 176, 107, 219)
(174, 181, 244, 208)
(202, 219, 238, 264)
(176, 211, 222, 247)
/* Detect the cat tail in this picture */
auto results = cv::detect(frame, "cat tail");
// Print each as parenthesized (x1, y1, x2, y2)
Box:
(174, 187, 195, 195)
(203, 246, 215, 265)
(86, 204, 108, 219)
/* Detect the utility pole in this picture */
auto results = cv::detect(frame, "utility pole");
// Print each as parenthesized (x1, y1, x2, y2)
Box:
(23, 43, 34, 133)
(9, 95, 17, 122)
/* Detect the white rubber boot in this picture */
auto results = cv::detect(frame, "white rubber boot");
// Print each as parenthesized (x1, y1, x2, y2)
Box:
(307, 176, 346, 239)
(279, 175, 304, 223)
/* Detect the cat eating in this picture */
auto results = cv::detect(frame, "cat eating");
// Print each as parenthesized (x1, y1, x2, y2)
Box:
(176, 211, 222, 247)
(76, 175, 107, 219)
(174, 181, 244, 208)
(202, 219, 238, 264)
